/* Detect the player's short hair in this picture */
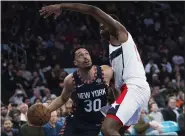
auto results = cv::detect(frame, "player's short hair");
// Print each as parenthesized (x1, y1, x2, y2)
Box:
(71, 47, 90, 61)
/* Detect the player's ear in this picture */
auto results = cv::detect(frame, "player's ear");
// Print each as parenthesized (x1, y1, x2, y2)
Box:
(74, 61, 77, 66)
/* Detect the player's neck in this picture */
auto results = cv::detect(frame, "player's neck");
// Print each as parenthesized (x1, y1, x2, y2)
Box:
(110, 36, 120, 46)
(78, 66, 94, 80)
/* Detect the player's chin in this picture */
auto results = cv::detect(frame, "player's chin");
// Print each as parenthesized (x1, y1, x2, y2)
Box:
(84, 64, 92, 70)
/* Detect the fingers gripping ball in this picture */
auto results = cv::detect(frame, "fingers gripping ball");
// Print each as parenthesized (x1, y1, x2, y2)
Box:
(27, 103, 51, 126)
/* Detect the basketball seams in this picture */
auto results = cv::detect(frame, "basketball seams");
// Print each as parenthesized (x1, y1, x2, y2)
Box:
(28, 104, 50, 126)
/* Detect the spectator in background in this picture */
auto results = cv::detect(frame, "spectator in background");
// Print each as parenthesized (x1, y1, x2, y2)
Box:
(135, 109, 160, 135)
(60, 98, 73, 117)
(178, 104, 185, 135)
(2, 64, 16, 87)
(30, 89, 42, 104)
(149, 102, 164, 123)
(65, 98, 73, 115)
(145, 60, 160, 83)
(144, 15, 154, 27)
(43, 111, 63, 136)
(145, 60, 160, 74)
(20, 123, 45, 136)
(23, 97, 31, 107)
(151, 74, 160, 85)
(8, 108, 21, 132)
(176, 91, 184, 109)
(159, 66, 170, 85)
(1, 117, 20, 136)
(20, 63, 33, 82)
(9, 89, 26, 105)
(56, 108, 64, 123)
(152, 85, 166, 108)
(19, 103, 28, 124)
(135, 109, 177, 135)
(51, 64, 61, 77)
(46, 64, 62, 92)
(45, 98, 52, 106)
(42, 88, 56, 103)
(162, 97, 181, 122)
(172, 54, 184, 66)
(14, 70, 29, 89)
(161, 57, 172, 73)
(58, 99, 73, 125)
(33, 98, 42, 104)
(57, 70, 68, 89)
(31, 71, 43, 89)
(1, 104, 8, 118)
(148, 97, 156, 105)
(1, 117, 5, 128)
(7, 103, 18, 114)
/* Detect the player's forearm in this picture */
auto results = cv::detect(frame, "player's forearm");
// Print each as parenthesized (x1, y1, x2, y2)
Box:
(59, 3, 123, 33)
(47, 96, 67, 112)
(59, 3, 96, 15)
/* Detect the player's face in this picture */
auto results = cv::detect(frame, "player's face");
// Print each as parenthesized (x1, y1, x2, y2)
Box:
(100, 23, 110, 41)
(74, 48, 92, 70)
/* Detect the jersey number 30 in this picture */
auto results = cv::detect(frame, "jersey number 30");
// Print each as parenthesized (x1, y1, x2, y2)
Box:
(84, 99, 101, 112)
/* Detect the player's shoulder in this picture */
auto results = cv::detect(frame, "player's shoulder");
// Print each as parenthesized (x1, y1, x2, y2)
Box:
(100, 65, 112, 70)
(100, 65, 113, 77)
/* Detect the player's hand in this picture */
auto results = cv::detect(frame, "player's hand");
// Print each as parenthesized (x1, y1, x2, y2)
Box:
(39, 4, 62, 19)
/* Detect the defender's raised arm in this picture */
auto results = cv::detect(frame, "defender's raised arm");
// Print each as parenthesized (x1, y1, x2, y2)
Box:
(39, 3, 126, 36)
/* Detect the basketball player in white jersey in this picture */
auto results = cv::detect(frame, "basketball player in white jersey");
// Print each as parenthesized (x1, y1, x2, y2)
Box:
(40, 3, 151, 136)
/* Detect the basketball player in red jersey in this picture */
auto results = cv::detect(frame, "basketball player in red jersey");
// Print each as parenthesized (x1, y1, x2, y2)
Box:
(40, 3, 151, 136)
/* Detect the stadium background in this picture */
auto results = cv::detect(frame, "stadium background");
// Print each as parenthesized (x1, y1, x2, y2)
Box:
(1, 1, 185, 136)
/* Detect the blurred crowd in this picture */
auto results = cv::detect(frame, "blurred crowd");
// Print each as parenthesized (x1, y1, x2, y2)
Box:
(1, 1, 185, 136)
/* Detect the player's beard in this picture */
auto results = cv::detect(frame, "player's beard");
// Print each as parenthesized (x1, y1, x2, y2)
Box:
(84, 64, 92, 71)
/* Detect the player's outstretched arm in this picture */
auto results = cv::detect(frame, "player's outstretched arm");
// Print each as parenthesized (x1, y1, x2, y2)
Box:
(47, 74, 74, 113)
(40, 3, 127, 36)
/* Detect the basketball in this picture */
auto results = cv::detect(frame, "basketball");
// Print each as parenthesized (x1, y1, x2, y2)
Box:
(27, 103, 51, 126)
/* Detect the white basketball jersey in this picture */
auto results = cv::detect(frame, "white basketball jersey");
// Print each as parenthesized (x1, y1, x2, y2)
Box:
(109, 32, 148, 90)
